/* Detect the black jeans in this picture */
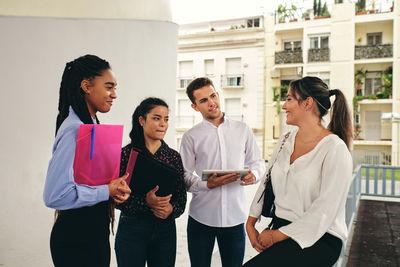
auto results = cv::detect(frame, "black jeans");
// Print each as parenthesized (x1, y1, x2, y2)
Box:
(187, 216, 246, 267)
(50, 201, 110, 267)
(243, 216, 342, 267)
(115, 213, 176, 267)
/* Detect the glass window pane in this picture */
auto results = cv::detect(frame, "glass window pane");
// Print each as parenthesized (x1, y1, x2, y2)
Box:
(321, 36, 329, 48)
(365, 78, 372, 95)
(310, 37, 318, 49)
(284, 42, 292, 51)
(247, 20, 253, 28)
(375, 34, 382, 45)
(294, 41, 302, 50)
(254, 18, 260, 27)
(367, 35, 374, 45)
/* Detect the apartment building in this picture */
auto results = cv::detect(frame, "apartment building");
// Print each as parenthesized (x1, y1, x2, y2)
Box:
(176, 17, 265, 153)
(264, 1, 399, 166)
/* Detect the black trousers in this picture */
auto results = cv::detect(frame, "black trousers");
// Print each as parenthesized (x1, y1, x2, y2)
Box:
(243, 217, 342, 267)
(50, 201, 111, 267)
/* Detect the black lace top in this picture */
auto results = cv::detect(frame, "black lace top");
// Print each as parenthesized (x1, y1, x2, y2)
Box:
(116, 141, 187, 219)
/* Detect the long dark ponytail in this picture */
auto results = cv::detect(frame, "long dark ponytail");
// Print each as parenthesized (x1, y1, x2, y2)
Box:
(290, 76, 352, 148)
(56, 54, 110, 135)
(129, 97, 169, 152)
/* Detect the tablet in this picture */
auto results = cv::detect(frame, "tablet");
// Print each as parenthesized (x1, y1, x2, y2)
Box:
(201, 169, 249, 181)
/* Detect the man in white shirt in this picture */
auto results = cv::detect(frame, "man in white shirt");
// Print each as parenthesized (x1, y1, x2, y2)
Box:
(180, 77, 266, 267)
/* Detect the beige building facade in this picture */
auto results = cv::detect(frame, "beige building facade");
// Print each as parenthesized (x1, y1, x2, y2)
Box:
(264, 1, 400, 166)
(176, 17, 265, 153)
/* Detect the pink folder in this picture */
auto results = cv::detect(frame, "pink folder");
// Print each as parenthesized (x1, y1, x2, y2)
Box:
(73, 124, 123, 186)
(125, 148, 139, 186)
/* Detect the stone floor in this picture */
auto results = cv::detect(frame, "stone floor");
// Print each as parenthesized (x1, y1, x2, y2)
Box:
(346, 199, 400, 267)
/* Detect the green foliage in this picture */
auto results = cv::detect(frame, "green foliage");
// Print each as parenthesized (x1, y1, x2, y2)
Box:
(356, 0, 366, 12)
(382, 66, 392, 97)
(302, 10, 311, 18)
(313, 0, 317, 15)
(354, 68, 366, 88)
(317, 0, 322, 16)
(272, 85, 289, 114)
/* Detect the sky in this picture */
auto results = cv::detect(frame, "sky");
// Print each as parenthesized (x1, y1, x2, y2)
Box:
(170, 0, 337, 24)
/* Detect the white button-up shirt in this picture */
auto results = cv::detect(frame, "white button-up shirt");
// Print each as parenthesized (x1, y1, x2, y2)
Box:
(180, 116, 266, 227)
(249, 128, 353, 249)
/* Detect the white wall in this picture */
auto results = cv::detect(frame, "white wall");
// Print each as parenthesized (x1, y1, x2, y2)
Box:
(0, 1, 177, 266)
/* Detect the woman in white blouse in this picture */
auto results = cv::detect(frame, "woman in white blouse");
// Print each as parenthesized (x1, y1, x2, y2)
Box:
(243, 76, 353, 267)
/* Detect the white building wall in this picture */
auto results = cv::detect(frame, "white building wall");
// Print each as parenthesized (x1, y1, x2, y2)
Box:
(0, 1, 177, 266)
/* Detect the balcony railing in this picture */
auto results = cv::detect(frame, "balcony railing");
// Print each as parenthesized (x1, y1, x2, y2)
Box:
(221, 74, 244, 88)
(308, 48, 330, 62)
(275, 50, 303, 64)
(177, 77, 194, 89)
(176, 115, 195, 128)
(355, 44, 393, 60)
(352, 150, 392, 166)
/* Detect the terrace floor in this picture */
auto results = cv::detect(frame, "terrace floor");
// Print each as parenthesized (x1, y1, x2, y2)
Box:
(346, 199, 400, 267)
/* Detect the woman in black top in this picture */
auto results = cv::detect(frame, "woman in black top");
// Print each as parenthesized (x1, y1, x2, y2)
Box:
(115, 97, 187, 267)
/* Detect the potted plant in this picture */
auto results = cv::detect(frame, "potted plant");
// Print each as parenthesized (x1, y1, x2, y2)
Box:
(382, 66, 392, 98)
(354, 68, 366, 95)
(277, 4, 288, 23)
(302, 10, 311, 21)
(354, 124, 362, 139)
(356, 0, 367, 14)
(210, 27, 215, 32)
(289, 4, 298, 22)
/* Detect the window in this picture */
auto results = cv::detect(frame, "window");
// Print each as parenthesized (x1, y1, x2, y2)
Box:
(364, 71, 382, 95)
(224, 58, 243, 87)
(367, 32, 382, 45)
(178, 60, 193, 88)
(284, 40, 302, 51)
(204, 59, 214, 76)
(225, 98, 242, 120)
(247, 18, 260, 28)
(177, 99, 195, 128)
(310, 35, 329, 49)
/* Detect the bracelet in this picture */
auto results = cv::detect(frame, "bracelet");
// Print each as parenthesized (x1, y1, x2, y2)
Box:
(270, 231, 274, 245)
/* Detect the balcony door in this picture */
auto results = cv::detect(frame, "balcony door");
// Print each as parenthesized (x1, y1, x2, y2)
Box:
(365, 111, 381, 140)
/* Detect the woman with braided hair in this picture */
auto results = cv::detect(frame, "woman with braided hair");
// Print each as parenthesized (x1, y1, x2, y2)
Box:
(243, 76, 353, 267)
(43, 54, 131, 267)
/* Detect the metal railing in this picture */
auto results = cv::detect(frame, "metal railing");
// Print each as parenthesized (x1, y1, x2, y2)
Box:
(308, 48, 330, 62)
(275, 50, 303, 64)
(221, 74, 244, 88)
(336, 164, 400, 266)
(355, 44, 393, 60)
(177, 77, 194, 89)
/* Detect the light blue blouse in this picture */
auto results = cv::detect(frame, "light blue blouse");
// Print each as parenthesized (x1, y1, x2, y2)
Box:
(43, 107, 109, 210)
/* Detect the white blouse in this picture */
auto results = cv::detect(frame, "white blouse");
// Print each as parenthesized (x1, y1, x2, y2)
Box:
(249, 128, 353, 249)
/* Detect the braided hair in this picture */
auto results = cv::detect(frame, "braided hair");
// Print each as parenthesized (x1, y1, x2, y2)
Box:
(56, 54, 110, 135)
(289, 76, 352, 148)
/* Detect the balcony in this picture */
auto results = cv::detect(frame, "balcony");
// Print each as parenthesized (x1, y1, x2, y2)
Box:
(308, 48, 329, 62)
(176, 115, 195, 129)
(221, 74, 244, 88)
(355, 44, 393, 60)
(177, 77, 194, 90)
(352, 150, 392, 165)
(275, 50, 303, 64)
